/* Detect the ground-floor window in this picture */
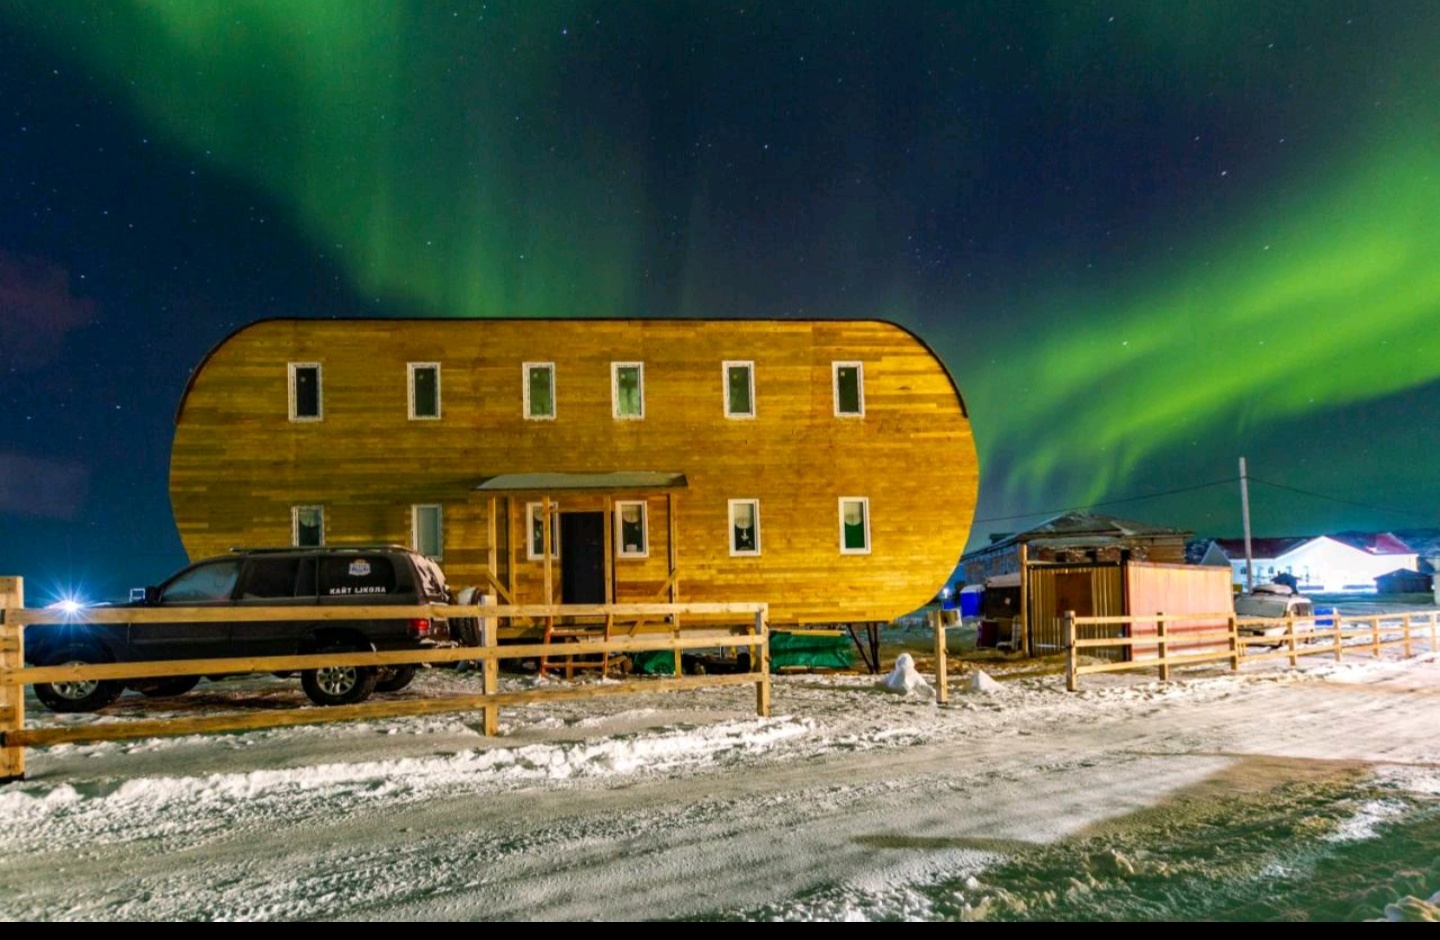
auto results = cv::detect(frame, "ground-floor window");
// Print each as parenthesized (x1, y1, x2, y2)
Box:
(615, 500, 648, 557)
(292, 505, 324, 547)
(839, 497, 870, 554)
(729, 499, 761, 556)
(527, 502, 560, 559)
(412, 504, 443, 559)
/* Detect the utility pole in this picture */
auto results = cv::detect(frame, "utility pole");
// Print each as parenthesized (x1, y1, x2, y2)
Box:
(1239, 456, 1254, 592)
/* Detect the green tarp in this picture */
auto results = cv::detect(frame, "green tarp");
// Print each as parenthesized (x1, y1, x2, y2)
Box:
(629, 631, 853, 675)
(769, 631, 853, 670)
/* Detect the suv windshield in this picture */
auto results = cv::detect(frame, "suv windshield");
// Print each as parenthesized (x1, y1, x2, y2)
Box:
(160, 559, 242, 603)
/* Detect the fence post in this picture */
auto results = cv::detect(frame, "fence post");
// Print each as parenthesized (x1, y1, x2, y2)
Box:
(755, 606, 771, 718)
(1, 577, 24, 783)
(1156, 611, 1169, 683)
(1332, 609, 1344, 662)
(480, 594, 498, 737)
(1404, 614, 1413, 659)
(1064, 609, 1078, 692)
(930, 609, 948, 705)
(1286, 609, 1299, 667)
(1431, 610, 1437, 656)
(1371, 615, 1381, 658)
(1228, 613, 1240, 671)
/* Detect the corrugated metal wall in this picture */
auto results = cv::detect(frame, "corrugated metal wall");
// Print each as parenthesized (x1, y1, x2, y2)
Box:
(1026, 563, 1125, 656)
(1125, 563, 1233, 660)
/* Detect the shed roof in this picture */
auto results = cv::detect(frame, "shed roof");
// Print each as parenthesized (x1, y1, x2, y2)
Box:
(967, 511, 1192, 559)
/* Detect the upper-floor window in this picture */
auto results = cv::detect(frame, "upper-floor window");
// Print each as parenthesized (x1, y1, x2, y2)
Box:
(524, 362, 556, 420)
(292, 505, 325, 547)
(724, 361, 755, 418)
(612, 362, 644, 419)
(729, 499, 761, 556)
(615, 500, 648, 558)
(412, 504, 443, 559)
(288, 363, 322, 422)
(839, 497, 870, 554)
(408, 363, 441, 420)
(526, 502, 560, 559)
(833, 362, 864, 417)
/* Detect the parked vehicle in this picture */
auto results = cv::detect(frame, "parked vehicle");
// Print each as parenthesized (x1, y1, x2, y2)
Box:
(24, 546, 479, 713)
(1234, 583, 1316, 637)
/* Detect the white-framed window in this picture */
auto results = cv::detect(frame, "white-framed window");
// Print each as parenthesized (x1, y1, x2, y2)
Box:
(615, 500, 648, 558)
(292, 505, 325, 547)
(728, 499, 761, 556)
(288, 362, 323, 422)
(523, 362, 556, 420)
(526, 502, 560, 560)
(612, 362, 644, 419)
(408, 362, 441, 420)
(833, 361, 864, 417)
(723, 360, 755, 418)
(412, 504, 443, 559)
(839, 497, 870, 554)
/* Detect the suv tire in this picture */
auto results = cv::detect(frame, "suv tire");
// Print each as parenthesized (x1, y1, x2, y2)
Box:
(374, 664, 417, 693)
(301, 644, 378, 706)
(34, 645, 125, 713)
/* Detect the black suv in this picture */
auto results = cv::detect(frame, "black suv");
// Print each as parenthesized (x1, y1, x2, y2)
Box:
(26, 546, 478, 713)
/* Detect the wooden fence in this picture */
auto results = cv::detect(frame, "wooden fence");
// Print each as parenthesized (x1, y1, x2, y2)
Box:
(1061, 608, 1440, 691)
(0, 577, 769, 782)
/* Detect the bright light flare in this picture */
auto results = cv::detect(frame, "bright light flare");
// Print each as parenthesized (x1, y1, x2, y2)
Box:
(45, 595, 89, 616)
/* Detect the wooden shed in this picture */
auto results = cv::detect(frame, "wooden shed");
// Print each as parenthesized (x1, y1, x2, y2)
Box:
(169, 317, 978, 628)
(960, 511, 1192, 588)
(1025, 560, 1233, 660)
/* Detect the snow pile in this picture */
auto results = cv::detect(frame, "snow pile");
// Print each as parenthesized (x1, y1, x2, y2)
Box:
(967, 670, 1003, 694)
(878, 652, 935, 698)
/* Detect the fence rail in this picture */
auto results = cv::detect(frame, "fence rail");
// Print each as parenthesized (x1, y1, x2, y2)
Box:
(1061, 608, 1440, 691)
(0, 581, 769, 782)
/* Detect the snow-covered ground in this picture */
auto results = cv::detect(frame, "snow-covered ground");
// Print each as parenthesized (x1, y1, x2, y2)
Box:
(5, 615, 1440, 922)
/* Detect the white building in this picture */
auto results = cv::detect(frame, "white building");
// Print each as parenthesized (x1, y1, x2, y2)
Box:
(1196, 534, 1417, 594)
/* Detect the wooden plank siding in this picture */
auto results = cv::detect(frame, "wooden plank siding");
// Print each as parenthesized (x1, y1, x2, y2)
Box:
(170, 318, 978, 626)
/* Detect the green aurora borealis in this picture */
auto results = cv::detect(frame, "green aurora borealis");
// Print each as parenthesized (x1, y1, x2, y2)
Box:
(5, 1, 1440, 592)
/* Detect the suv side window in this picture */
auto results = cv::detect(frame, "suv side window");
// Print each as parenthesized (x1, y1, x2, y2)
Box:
(238, 557, 317, 599)
(159, 559, 242, 603)
(318, 554, 397, 597)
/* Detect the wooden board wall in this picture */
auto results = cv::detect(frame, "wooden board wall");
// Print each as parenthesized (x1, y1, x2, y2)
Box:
(169, 318, 979, 625)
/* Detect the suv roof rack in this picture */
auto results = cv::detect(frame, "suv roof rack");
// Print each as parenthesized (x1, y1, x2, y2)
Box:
(227, 544, 414, 554)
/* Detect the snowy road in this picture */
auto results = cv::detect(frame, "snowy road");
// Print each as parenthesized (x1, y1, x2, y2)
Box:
(4, 653, 1440, 920)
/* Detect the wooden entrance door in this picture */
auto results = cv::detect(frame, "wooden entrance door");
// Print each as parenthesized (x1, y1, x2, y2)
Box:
(560, 512, 606, 604)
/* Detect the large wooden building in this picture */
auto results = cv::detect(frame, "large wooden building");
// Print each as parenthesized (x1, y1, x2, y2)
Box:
(169, 318, 978, 627)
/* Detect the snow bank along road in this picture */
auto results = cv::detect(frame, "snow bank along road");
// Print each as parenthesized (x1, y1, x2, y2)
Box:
(4, 652, 1440, 921)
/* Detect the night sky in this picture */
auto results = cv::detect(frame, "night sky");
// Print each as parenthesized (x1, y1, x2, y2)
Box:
(3, 2, 1439, 605)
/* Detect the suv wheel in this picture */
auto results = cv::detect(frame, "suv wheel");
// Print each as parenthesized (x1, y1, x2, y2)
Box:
(34, 646, 125, 713)
(374, 664, 417, 693)
(301, 644, 378, 706)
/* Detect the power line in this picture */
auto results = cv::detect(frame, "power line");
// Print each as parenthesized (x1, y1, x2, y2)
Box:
(974, 476, 1240, 524)
(1247, 476, 1437, 525)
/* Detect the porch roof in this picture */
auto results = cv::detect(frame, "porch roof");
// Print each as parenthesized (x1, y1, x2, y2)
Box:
(473, 471, 688, 492)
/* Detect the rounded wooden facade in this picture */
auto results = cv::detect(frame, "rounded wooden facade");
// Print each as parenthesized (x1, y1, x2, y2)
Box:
(170, 318, 978, 626)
